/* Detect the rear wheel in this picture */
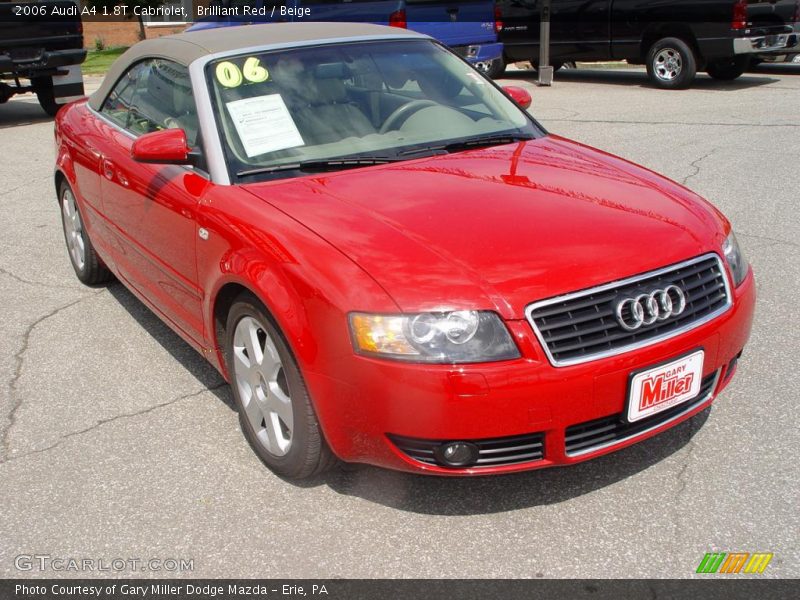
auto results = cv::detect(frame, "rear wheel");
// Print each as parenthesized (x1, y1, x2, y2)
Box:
(482, 56, 506, 79)
(32, 77, 60, 116)
(59, 182, 112, 285)
(225, 294, 336, 479)
(646, 37, 697, 89)
(706, 56, 749, 80)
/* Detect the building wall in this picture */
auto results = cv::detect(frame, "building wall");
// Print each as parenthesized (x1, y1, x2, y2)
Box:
(83, 19, 188, 49)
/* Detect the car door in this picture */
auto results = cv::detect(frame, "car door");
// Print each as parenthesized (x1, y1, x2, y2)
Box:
(95, 58, 207, 346)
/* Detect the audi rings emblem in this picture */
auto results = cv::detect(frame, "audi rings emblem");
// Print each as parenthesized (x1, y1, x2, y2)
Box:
(615, 285, 687, 331)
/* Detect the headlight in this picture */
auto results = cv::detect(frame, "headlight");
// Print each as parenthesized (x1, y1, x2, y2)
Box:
(722, 231, 748, 286)
(349, 310, 520, 363)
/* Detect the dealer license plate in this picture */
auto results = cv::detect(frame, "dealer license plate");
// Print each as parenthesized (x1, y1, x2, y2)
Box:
(627, 350, 704, 423)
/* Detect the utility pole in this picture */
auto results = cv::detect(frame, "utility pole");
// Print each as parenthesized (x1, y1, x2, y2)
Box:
(538, 0, 553, 86)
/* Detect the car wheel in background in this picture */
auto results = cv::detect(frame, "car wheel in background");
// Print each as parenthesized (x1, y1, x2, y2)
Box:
(59, 182, 112, 285)
(481, 57, 506, 79)
(646, 38, 697, 89)
(32, 76, 60, 117)
(706, 56, 750, 80)
(225, 294, 336, 479)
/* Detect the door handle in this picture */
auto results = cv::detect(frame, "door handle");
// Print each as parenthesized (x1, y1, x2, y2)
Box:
(101, 158, 129, 187)
(102, 158, 114, 181)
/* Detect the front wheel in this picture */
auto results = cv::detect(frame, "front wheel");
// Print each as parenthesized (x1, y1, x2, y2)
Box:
(225, 294, 336, 479)
(59, 182, 112, 285)
(646, 37, 697, 89)
(706, 56, 749, 80)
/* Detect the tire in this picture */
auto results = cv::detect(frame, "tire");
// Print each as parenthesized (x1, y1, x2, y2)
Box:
(32, 77, 60, 117)
(706, 56, 749, 80)
(483, 56, 506, 79)
(59, 181, 113, 285)
(225, 293, 336, 479)
(646, 37, 697, 90)
(531, 61, 575, 73)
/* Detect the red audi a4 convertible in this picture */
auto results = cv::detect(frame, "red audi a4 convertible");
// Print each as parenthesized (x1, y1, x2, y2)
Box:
(55, 23, 755, 479)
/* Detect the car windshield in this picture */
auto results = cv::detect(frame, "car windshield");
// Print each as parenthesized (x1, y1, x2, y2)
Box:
(206, 39, 539, 181)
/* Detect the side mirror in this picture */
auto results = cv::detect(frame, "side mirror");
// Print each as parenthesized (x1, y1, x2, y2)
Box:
(131, 129, 194, 165)
(502, 85, 532, 110)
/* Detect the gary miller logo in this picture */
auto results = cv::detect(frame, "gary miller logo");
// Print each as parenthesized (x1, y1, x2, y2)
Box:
(696, 552, 773, 574)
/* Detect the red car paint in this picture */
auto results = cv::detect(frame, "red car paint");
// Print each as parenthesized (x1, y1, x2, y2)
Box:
(55, 99, 755, 475)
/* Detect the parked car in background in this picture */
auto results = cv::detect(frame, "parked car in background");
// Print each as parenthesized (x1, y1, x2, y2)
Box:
(496, 0, 799, 88)
(0, 0, 86, 115)
(55, 23, 754, 479)
(189, 0, 505, 77)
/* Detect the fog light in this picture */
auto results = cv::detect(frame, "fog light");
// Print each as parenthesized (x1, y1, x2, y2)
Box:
(434, 441, 479, 467)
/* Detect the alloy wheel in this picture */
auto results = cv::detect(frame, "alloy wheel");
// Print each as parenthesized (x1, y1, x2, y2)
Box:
(62, 188, 85, 271)
(232, 316, 293, 456)
(654, 48, 683, 81)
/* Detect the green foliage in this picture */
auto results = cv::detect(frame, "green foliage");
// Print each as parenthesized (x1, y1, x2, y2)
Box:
(83, 47, 128, 75)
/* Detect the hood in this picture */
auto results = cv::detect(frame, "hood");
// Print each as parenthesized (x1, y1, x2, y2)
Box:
(243, 136, 727, 319)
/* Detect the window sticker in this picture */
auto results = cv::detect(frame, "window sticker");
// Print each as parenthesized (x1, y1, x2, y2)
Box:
(225, 94, 305, 158)
(243, 57, 269, 83)
(216, 61, 243, 88)
(215, 57, 269, 88)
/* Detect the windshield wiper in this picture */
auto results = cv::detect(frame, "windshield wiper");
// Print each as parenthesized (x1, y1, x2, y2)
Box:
(399, 133, 535, 157)
(237, 157, 402, 178)
(443, 133, 535, 152)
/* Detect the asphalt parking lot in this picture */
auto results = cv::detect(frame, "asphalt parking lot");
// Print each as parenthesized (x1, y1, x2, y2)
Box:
(1, 64, 798, 579)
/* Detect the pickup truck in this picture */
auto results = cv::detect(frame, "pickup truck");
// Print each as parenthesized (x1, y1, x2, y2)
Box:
(0, 0, 86, 115)
(188, 0, 505, 77)
(496, 0, 799, 88)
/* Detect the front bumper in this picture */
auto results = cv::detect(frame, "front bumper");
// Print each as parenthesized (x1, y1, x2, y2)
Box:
(734, 32, 797, 54)
(307, 269, 755, 475)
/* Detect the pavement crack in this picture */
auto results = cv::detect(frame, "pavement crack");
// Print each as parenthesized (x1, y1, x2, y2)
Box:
(0, 267, 79, 291)
(0, 382, 227, 465)
(737, 231, 799, 249)
(0, 176, 51, 199)
(2, 293, 102, 461)
(681, 148, 717, 186)
(543, 118, 800, 128)
(674, 439, 696, 499)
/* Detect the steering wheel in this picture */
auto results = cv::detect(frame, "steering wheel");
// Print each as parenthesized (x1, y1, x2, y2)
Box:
(379, 99, 439, 134)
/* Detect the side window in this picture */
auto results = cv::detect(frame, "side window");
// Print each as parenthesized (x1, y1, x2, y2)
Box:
(100, 59, 200, 146)
(100, 61, 147, 128)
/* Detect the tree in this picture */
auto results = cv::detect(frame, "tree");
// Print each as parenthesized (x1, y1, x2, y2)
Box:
(85, 0, 171, 41)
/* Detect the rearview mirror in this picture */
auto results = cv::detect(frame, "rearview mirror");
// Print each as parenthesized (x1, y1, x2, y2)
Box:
(131, 129, 194, 165)
(502, 85, 532, 110)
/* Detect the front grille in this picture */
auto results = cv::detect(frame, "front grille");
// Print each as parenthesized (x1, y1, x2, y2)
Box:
(389, 432, 544, 468)
(565, 371, 719, 456)
(525, 254, 732, 366)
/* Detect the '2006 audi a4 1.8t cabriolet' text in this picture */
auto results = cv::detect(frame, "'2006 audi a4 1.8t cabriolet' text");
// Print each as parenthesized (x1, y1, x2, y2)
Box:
(54, 23, 755, 479)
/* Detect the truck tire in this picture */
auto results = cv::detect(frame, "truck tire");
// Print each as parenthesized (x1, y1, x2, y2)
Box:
(706, 56, 750, 80)
(32, 76, 60, 116)
(646, 37, 697, 90)
(483, 57, 506, 79)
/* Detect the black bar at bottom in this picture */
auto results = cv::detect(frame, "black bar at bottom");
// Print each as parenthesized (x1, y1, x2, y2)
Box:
(1, 579, 797, 600)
